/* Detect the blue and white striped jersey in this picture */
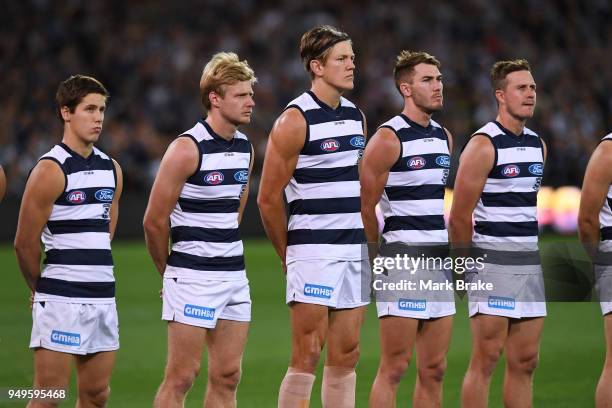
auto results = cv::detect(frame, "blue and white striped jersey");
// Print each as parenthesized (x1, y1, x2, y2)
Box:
(284, 91, 366, 262)
(472, 121, 544, 248)
(165, 119, 251, 280)
(599, 133, 612, 246)
(35, 143, 116, 303)
(378, 114, 450, 244)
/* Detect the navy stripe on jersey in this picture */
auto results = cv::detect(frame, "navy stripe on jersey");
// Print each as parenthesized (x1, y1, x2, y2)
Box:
(392, 153, 450, 172)
(44, 249, 113, 265)
(382, 216, 446, 233)
(289, 197, 361, 215)
(60, 155, 115, 176)
(385, 185, 445, 201)
(301, 134, 366, 155)
(167, 251, 245, 271)
(55, 187, 116, 206)
(287, 229, 366, 245)
(602, 227, 612, 241)
(171, 226, 240, 243)
(480, 192, 537, 207)
(187, 168, 249, 186)
(293, 166, 359, 184)
(380, 125, 447, 144)
(36, 277, 115, 298)
(488, 162, 544, 179)
(475, 221, 539, 237)
(47, 219, 110, 234)
(196, 138, 251, 155)
(302, 106, 363, 126)
(178, 197, 240, 213)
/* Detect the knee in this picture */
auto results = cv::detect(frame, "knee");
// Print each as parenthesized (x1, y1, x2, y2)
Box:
(380, 355, 412, 385)
(79, 384, 110, 407)
(165, 366, 200, 396)
(294, 342, 323, 372)
(418, 359, 447, 384)
(209, 367, 242, 392)
(328, 341, 361, 369)
(473, 345, 504, 377)
(507, 350, 539, 375)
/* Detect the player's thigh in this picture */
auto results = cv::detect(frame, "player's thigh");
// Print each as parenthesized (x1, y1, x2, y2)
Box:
(469, 314, 509, 352)
(326, 306, 365, 357)
(75, 351, 116, 392)
(206, 319, 249, 375)
(505, 317, 544, 362)
(605, 314, 612, 354)
(290, 302, 329, 343)
(415, 315, 453, 366)
(165, 321, 207, 375)
(32, 348, 72, 389)
(378, 316, 419, 363)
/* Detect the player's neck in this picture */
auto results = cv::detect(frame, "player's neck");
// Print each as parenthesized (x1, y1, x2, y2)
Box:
(496, 111, 526, 136)
(205, 114, 236, 141)
(402, 106, 432, 128)
(310, 82, 343, 109)
(61, 131, 94, 159)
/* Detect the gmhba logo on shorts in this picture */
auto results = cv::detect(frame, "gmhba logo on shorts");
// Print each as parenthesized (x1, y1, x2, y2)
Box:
(184, 304, 215, 320)
(487, 296, 515, 310)
(303, 284, 333, 299)
(398, 299, 427, 311)
(50, 330, 81, 346)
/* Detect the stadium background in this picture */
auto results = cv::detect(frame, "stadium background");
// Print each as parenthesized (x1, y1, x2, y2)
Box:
(1, 1, 610, 406)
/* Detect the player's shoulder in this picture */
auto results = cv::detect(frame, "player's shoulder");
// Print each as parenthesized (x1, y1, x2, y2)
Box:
(378, 115, 406, 132)
(286, 92, 318, 112)
(523, 126, 540, 139)
(40, 144, 71, 165)
(473, 122, 504, 138)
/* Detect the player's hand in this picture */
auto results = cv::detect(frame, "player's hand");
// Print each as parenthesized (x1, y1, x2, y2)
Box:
(281, 259, 287, 275)
(29, 291, 34, 310)
(159, 288, 163, 300)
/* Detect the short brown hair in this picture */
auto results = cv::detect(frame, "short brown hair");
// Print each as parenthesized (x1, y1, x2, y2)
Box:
(300, 25, 351, 78)
(393, 50, 441, 93)
(199, 52, 257, 111)
(56, 75, 109, 123)
(490, 59, 531, 90)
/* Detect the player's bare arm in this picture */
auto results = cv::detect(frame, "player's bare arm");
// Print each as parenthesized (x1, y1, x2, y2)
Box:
(14, 160, 64, 291)
(143, 137, 199, 276)
(0, 165, 6, 202)
(257, 108, 305, 270)
(448, 135, 494, 246)
(360, 128, 399, 254)
(444, 127, 455, 156)
(238, 144, 255, 225)
(579, 141, 612, 259)
(109, 159, 123, 241)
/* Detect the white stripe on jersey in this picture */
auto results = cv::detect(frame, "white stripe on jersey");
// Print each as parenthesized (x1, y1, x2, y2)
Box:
(40, 265, 114, 283)
(288, 212, 362, 230)
(387, 169, 447, 187)
(170, 211, 238, 230)
(180, 183, 243, 200)
(482, 178, 542, 193)
(286, 244, 362, 262)
(200, 152, 251, 171)
(48, 203, 107, 221)
(66, 170, 114, 190)
(497, 147, 542, 165)
(382, 229, 448, 243)
(383, 199, 447, 217)
(474, 206, 536, 222)
(41, 232, 111, 250)
(172, 240, 243, 258)
(308, 120, 363, 141)
(402, 139, 448, 155)
(285, 180, 360, 202)
(296, 150, 359, 169)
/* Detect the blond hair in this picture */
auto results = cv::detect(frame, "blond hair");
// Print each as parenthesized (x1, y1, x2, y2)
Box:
(199, 52, 257, 110)
(393, 50, 441, 93)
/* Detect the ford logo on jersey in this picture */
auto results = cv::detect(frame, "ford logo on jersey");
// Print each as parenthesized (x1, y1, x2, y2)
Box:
(321, 139, 340, 152)
(204, 171, 224, 185)
(502, 164, 520, 177)
(408, 156, 426, 169)
(184, 304, 215, 320)
(528, 163, 543, 176)
(50, 330, 81, 346)
(435, 155, 451, 168)
(349, 136, 365, 149)
(234, 170, 249, 183)
(67, 190, 86, 204)
(94, 189, 114, 202)
(304, 284, 333, 299)
(398, 299, 427, 311)
(488, 296, 515, 310)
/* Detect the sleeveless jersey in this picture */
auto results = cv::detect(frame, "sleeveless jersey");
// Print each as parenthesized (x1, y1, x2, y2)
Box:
(284, 91, 366, 262)
(472, 121, 544, 250)
(599, 133, 612, 245)
(35, 143, 116, 303)
(378, 114, 450, 244)
(165, 119, 251, 280)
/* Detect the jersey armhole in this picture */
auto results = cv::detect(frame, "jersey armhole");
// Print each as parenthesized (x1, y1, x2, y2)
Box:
(283, 105, 309, 154)
(537, 135, 545, 163)
(462, 133, 497, 171)
(378, 125, 402, 167)
(177, 133, 202, 179)
(37, 157, 67, 199)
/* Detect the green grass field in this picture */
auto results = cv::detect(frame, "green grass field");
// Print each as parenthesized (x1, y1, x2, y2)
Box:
(0, 239, 605, 407)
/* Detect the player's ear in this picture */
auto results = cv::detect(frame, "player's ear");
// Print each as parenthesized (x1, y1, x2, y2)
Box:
(60, 106, 71, 122)
(399, 82, 411, 98)
(310, 59, 325, 77)
(209, 91, 221, 109)
(494, 89, 504, 106)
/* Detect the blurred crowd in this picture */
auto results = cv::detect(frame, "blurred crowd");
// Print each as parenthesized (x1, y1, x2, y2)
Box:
(1, 0, 610, 197)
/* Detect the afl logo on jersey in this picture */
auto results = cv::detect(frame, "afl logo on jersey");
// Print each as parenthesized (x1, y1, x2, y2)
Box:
(502, 164, 521, 177)
(435, 155, 450, 168)
(94, 189, 114, 202)
(349, 136, 365, 149)
(408, 156, 427, 170)
(528, 163, 543, 176)
(234, 170, 249, 183)
(204, 171, 225, 185)
(67, 190, 86, 204)
(321, 139, 340, 152)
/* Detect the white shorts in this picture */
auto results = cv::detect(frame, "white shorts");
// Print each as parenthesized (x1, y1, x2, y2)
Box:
(595, 264, 612, 315)
(30, 301, 119, 355)
(162, 277, 251, 329)
(286, 259, 369, 309)
(466, 271, 547, 319)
